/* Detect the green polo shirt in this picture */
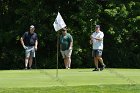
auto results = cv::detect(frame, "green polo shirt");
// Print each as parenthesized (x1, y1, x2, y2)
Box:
(60, 33, 73, 51)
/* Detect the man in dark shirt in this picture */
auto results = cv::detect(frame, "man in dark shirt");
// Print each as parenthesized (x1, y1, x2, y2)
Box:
(20, 25, 38, 69)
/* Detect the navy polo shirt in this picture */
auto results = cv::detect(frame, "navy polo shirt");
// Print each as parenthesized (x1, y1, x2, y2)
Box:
(22, 32, 38, 46)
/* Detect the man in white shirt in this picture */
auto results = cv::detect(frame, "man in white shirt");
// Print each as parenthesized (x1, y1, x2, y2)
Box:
(90, 25, 106, 71)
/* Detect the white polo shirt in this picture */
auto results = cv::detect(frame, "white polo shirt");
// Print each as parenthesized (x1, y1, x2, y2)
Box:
(91, 31, 104, 50)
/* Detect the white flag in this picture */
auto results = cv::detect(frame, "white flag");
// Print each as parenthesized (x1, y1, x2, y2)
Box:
(53, 12, 66, 31)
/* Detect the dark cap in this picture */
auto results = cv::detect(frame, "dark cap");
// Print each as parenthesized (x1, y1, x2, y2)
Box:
(62, 27, 67, 31)
(95, 25, 100, 28)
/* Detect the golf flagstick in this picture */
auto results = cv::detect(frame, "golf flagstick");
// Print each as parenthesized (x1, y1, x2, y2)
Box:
(56, 32, 60, 77)
(53, 11, 66, 77)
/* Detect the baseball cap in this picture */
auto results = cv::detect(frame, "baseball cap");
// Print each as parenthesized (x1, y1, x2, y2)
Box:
(62, 27, 67, 31)
(95, 25, 100, 28)
(30, 25, 35, 29)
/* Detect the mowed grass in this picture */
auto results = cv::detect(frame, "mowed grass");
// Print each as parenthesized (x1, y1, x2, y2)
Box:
(0, 69, 140, 93)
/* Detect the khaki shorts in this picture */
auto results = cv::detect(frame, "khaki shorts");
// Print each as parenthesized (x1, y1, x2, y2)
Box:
(61, 49, 72, 58)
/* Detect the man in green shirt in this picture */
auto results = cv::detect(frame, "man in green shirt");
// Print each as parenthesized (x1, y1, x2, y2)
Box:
(60, 27, 73, 69)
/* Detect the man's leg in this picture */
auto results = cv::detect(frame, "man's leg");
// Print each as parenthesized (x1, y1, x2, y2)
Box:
(97, 56, 106, 70)
(65, 50, 72, 69)
(29, 56, 33, 69)
(25, 57, 29, 69)
(64, 58, 68, 69)
(92, 50, 99, 71)
(61, 51, 67, 69)
(29, 47, 36, 69)
(65, 57, 71, 69)
(94, 57, 99, 70)
(97, 57, 104, 65)
(68, 57, 71, 69)
(25, 48, 30, 69)
(97, 49, 106, 70)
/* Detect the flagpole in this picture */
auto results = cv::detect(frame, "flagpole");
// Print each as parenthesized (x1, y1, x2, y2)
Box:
(56, 32, 59, 77)
(53, 11, 66, 77)
(56, 7, 61, 78)
(56, 7, 60, 77)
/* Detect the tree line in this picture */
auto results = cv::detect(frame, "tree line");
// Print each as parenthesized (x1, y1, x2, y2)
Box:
(0, 0, 140, 69)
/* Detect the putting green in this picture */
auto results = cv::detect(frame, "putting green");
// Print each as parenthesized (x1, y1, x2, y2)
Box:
(0, 69, 139, 88)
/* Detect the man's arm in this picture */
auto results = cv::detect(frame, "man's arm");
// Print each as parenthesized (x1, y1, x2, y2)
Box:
(20, 37, 27, 49)
(20, 37, 24, 46)
(94, 32, 104, 41)
(93, 38, 103, 41)
(90, 35, 93, 44)
(69, 35, 73, 50)
(69, 41, 73, 50)
(35, 40, 38, 50)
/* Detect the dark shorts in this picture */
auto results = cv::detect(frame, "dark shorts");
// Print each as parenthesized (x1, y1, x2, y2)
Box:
(92, 49, 103, 57)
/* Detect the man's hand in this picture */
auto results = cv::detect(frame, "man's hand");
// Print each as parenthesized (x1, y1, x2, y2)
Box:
(90, 40, 93, 44)
(23, 45, 28, 50)
(35, 46, 37, 51)
(69, 47, 72, 50)
(94, 38, 103, 41)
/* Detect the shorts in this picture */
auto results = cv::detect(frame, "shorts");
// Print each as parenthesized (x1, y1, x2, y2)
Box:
(61, 49, 72, 58)
(25, 46, 35, 58)
(92, 49, 103, 57)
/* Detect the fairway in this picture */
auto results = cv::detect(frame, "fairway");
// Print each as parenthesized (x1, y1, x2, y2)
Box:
(0, 69, 140, 93)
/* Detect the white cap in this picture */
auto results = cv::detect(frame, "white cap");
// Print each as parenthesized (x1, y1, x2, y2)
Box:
(30, 25, 35, 29)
